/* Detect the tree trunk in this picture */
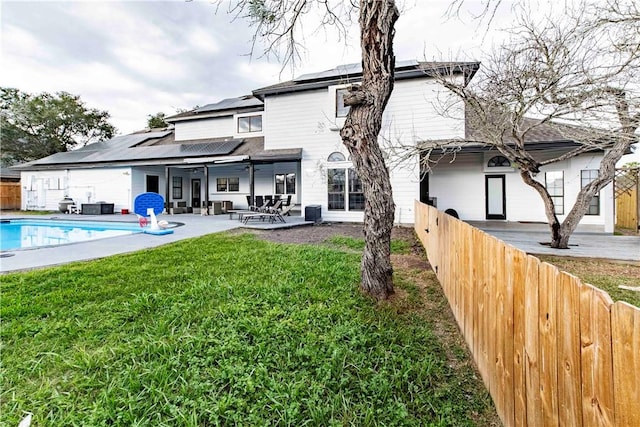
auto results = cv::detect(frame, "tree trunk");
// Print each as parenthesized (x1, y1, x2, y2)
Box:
(339, 0, 399, 300)
(555, 136, 633, 246)
(519, 169, 568, 248)
(520, 133, 632, 248)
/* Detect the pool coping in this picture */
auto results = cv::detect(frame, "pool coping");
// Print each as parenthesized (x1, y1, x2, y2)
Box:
(0, 214, 240, 273)
(1, 217, 185, 253)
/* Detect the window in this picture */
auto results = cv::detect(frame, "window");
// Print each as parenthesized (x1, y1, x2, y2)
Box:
(545, 171, 564, 215)
(348, 168, 364, 210)
(328, 168, 364, 211)
(275, 173, 296, 194)
(488, 155, 511, 167)
(237, 115, 262, 133)
(327, 152, 346, 162)
(336, 88, 350, 117)
(228, 177, 239, 192)
(172, 176, 182, 199)
(328, 169, 345, 210)
(581, 170, 600, 215)
(216, 177, 239, 192)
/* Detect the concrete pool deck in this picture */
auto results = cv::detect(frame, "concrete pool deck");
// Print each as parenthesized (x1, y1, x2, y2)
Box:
(1, 213, 638, 273)
(0, 212, 314, 273)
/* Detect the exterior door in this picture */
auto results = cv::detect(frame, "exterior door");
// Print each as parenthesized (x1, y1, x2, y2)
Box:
(485, 175, 506, 220)
(191, 179, 201, 208)
(146, 175, 159, 193)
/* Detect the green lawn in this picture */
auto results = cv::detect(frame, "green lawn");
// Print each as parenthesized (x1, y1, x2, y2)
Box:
(0, 233, 494, 426)
(537, 255, 640, 307)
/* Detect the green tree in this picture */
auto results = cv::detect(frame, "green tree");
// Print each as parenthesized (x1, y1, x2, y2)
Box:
(147, 112, 169, 129)
(0, 87, 116, 165)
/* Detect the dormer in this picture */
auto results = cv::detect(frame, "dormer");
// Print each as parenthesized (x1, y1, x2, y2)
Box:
(165, 95, 264, 141)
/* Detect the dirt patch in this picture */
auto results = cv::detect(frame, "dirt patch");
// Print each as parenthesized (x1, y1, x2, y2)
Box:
(238, 222, 418, 246)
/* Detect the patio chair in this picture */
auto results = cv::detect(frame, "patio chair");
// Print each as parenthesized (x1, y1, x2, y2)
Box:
(282, 195, 292, 207)
(67, 202, 80, 214)
(242, 200, 283, 224)
(255, 195, 264, 208)
(264, 195, 273, 207)
(246, 195, 254, 208)
(250, 200, 269, 212)
(279, 203, 295, 217)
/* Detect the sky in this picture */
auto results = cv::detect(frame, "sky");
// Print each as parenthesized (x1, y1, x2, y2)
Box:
(1, 0, 638, 163)
(1, 0, 517, 133)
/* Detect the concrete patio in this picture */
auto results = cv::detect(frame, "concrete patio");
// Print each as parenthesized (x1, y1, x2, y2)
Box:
(467, 220, 640, 262)
(0, 212, 314, 273)
(1, 213, 638, 273)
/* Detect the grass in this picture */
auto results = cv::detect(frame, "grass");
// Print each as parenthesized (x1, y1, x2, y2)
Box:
(1, 210, 58, 215)
(0, 232, 495, 426)
(537, 256, 640, 307)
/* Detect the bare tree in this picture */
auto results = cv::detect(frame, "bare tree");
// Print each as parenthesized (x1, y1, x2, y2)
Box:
(217, 0, 399, 299)
(413, 0, 639, 248)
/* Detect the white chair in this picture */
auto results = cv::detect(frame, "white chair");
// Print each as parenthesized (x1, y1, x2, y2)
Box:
(67, 203, 80, 214)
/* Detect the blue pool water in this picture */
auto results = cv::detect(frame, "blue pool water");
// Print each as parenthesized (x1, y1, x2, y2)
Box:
(0, 219, 143, 251)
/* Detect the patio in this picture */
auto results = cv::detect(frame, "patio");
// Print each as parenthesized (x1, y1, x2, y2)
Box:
(0, 212, 314, 273)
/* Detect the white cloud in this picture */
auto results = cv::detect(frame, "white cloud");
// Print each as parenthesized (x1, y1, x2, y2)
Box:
(0, 0, 584, 137)
(184, 26, 222, 55)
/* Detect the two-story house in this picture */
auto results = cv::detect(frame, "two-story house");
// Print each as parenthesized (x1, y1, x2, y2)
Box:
(13, 60, 614, 231)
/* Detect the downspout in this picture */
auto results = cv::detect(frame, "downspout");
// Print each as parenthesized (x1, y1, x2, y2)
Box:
(164, 166, 170, 212)
(249, 162, 255, 206)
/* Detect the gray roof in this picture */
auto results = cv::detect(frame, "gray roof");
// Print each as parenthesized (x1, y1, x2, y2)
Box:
(1, 167, 21, 179)
(426, 114, 606, 154)
(12, 131, 302, 171)
(165, 95, 263, 122)
(253, 61, 480, 97)
(194, 96, 263, 113)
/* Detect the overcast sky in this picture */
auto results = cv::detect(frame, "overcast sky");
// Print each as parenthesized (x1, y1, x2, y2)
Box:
(1, 0, 519, 133)
(1, 0, 638, 163)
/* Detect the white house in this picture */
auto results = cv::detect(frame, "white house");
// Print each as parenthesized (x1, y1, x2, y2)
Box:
(13, 60, 614, 231)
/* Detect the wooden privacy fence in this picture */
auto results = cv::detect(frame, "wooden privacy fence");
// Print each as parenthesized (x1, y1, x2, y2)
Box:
(0, 182, 21, 210)
(414, 201, 639, 427)
(615, 168, 639, 232)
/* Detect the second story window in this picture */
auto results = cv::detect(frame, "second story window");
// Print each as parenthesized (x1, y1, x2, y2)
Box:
(336, 88, 350, 118)
(238, 115, 262, 133)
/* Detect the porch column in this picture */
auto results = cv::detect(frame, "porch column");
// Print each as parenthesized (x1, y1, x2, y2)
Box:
(164, 166, 170, 212)
(249, 162, 255, 206)
(204, 164, 209, 209)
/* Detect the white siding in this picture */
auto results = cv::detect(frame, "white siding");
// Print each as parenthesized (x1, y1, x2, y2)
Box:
(131, 166, 166, 204)
(22, 168, 133, 212)
(428, 151, 613, 230)
(263, 77, 461, 223)
(174, 117, 235, 141)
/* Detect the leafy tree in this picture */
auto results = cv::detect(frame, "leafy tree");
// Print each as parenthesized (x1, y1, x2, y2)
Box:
(419, 0, 639, 248)
(0, 88, 116, 165)
(147, 112, 169, 129)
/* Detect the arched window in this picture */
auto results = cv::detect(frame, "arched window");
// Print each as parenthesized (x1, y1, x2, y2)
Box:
(327, 152, 346, 162)
(488, 155, 511, 167)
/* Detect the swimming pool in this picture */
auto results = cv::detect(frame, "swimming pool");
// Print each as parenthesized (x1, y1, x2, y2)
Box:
(0, 219, 144, 251)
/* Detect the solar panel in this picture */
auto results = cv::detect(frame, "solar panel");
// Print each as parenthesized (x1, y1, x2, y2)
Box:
(293, 60, 419, 82)
(179, 139, 243, 156)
